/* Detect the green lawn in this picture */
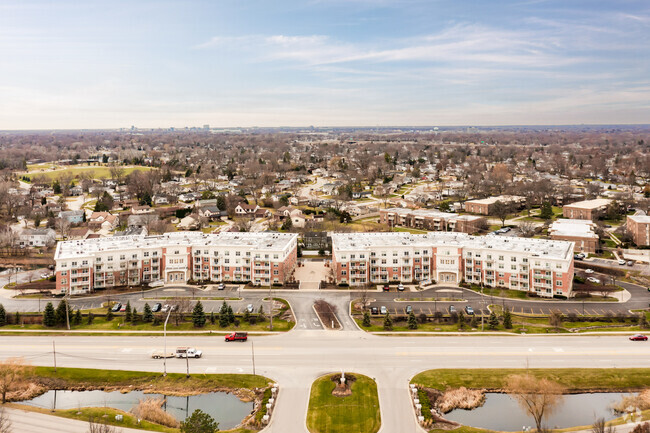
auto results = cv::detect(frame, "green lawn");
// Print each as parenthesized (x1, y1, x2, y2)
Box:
(307, 373, 381, 433)
(463, 285, 530, 300)
(411, 368, 650, 391)
(392, 227, 428, 234)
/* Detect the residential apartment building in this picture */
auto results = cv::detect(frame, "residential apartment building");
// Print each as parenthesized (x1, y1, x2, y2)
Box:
(55, 231, 298, 295)
(379, 208, 485, 234)
(331, 232, 574, 298)
(549, 219, 599, 254)
(627, 215, 650, 246)
(562, 199, 611, 221)
(464, 195, 526, 215)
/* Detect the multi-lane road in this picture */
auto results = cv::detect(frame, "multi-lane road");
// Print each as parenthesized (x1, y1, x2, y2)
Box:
(1, 333, 649, 432)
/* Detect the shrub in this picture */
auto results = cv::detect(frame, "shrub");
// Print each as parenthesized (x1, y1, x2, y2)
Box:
(132, 397, 179, 428)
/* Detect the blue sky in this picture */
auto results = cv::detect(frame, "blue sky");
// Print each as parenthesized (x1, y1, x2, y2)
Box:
(0, 0, 649, 129)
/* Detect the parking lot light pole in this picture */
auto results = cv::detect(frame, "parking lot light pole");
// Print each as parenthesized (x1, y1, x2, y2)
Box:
(163, 308, 172, 376)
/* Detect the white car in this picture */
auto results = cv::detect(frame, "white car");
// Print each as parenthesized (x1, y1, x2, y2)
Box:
(585, 269, 594, 274)
(587, 277, 600, 284)
(618, 259, 626, 265)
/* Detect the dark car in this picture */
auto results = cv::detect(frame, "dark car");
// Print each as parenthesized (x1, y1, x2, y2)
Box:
(152, 303, 162, 313)
(111, 303, 122, 312)
(629, 334, 648, 341)
(370, 306, 378, 315)
(383, 285, 390, 292)
(464, 305, 474, 315)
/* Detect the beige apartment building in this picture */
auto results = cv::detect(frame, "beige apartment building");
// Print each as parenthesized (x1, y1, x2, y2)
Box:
(562, 199, 611, 221)
(464, 195, 526, 215)
(379, 208, 485, 234)
(549, 219, 599, 254)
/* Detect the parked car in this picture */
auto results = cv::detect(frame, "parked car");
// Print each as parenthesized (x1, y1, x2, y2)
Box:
(574, 254, 583, 260)
(119, 304, 127, 312)
(152, 303, 162, 313)
(448, 305, 456, 314)
(380, 306, 387, 315)
(576, 253, 586, 259)
(585, 269, 594, 274)
(161, 304, 170, 313)
(629, 334, 648, 341)
(370, 306, 378, 315)
(464, 305, 474, 315)
(627, 261, 635, 266)
(618, 259, 626, 265)
(405, 305, 413, 314)
(217, 283, 226, 290)
(246, 304, 254, 313)
(382, 285, 390, 292)
(111, 303, 122, 312)
(587, 277, 601, 284)
(397, 283, 405, 292)
(502, 227, 511, 232)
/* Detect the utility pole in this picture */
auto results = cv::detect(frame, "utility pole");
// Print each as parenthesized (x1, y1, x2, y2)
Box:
(268, 285, 273, 331)
(65, 293, 70, 330)
(251, 341, 256, 376)
(163, 308, 172, 376)
(185, 353, 190, 378)
(52, 341, 57, 372)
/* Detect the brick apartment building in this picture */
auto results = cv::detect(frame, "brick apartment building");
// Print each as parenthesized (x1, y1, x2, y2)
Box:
(549, 219, 599, 254)
(331, 232, 574, 298)
(55, 231, 298, 295)
(562, 199, 611, 221)
(627, 215, 650, 246)
(464, 195, 526, 215)
(379, 208, 485, 234)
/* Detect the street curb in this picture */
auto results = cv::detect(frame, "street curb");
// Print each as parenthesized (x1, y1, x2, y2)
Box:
(311, 304, 342, 330)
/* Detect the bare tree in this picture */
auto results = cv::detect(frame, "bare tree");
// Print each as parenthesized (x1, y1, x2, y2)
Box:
(109, 164, 126, 184)
(591, 417, 614, 433)
(490, 200, 511, 227)
(56, 217, 72, 240)
(171, 297, 192, 326)
(505, 374, 566, 432)
(0, 357, 33, 403)
(519, 220, 536, 238)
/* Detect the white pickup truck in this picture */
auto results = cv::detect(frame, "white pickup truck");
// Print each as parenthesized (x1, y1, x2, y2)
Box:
(175, 347, 203, 358)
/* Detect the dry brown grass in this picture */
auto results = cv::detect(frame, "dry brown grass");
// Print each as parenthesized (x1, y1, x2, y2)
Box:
(611, 389, 650, 413)
(438, 386, 485, 413)
(131, 397, 179, 428)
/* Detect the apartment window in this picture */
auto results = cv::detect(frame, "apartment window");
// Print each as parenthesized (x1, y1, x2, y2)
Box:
(236, 251, 241, 256)
(61, 271, 67, 276)
(522, 258, 528, 263)
(393, 259, 398, 264)
(61, 278, 67, 284)
(467, 252, 472, 257)
(82, 260, 88, 266)
(225, 251, 230, 256)
(144, 252, 149, 257)
(557, 272, 563, 278)
(487, 255, 492, 260)
(511, 257, 517, 262)
(556, 281, 563, 286)
(273, 254, 279, 259)
(351, 254, 355, 259)
(341, 270, 347, 276)
(71, 261, 77, 266)
(359, 254, 365, 259)
(152, 252, 157, 257)
(498, 256, 504, 261)
(404, 251, 409, 256)
(225, 259, 230, 264)
(511, 265, 516, 270)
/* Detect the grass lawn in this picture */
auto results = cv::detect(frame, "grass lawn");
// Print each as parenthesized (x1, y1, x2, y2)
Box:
(464, 285, 530, 300)
(307, 373, 380, 433)
(24, 165, 153, 181)
(411, 368, 650, 391)
(392, 227, 428, 234)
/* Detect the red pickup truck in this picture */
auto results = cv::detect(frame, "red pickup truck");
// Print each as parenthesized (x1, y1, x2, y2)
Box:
(225, 332, 248, 342)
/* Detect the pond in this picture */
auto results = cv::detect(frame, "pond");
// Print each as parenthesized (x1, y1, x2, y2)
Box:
(445, 392, 628, 431)
(21, 389, 254, 430)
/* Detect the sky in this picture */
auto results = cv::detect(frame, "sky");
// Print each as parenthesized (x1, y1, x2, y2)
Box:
(0, 0, 649, 129)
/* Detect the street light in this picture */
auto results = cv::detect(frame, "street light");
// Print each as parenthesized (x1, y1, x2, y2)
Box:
(163, 308, 172, 376)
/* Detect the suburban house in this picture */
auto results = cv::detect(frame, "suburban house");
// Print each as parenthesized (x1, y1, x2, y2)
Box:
(235, 203, 259, 216)
(198, 205, 224, 220)
(562, 199, 611, 221)
(58, 210, 85, 224)
(18, 228, 56, 248)
(88, 212, 120, 231)
(627, 214, 650, 246)
(549, 219, 599, 254)
(131, 205, 155, 214)
(68, 227, 94, 240)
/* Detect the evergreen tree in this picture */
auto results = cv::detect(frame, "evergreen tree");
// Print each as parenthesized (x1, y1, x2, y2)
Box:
(106, 305, 114, 321)
(55, 300, 69, 327)
(87, 311, 94, 325)
(383, 313, 393, 331)
(540, 201, 553, 220)
(180, 409, 219, 433)
(362, 310, 371, 327)
(242, 308, 251, 324)
(143, 303, 153, 323)
(192, 301, 206, 328)
(131, 307, 138, 325)
(503, 308, 513, 329)
(124, 301, 132, 323)
(219, 302, 229, 327)
(73, 309, 82, 326)
(227, 305, 235, 324)
(488, 312, 499, 330)
(14, 311, 20, 325)
(408, 312, 418, 330)
(470, 314, 479, 329)
(458, 311, 465, 329)
(210, 312, 216, 325)
(43, 302, 56, 327)
(0, 304, 6, 327)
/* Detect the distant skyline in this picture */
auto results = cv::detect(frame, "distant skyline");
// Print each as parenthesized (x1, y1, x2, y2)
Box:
(1, 0, 649, 130)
